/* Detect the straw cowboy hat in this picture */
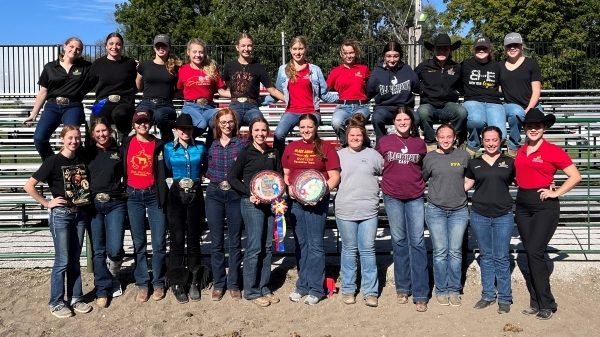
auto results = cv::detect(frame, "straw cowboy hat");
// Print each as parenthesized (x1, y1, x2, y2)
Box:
(424, 33, 462, 51)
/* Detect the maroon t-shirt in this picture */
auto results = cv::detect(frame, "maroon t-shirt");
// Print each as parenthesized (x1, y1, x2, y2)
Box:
(376, 134, 426, 199)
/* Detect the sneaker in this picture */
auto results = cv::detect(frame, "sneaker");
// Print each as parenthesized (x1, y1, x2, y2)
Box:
(436, 295, 449, 306)
(136, 288, 149, 303)
(111, 280, 123, 298)
(288, 291, 304, 302)
(50, 304, 73, 318)
(252, 296, 271, 307)
(426, 143, 437, 152)
(364, 295, 378, 307)
(304, 295, 320, 305)
(72, 301, 92, 314)
(415, 302, 428, 312)
(96, 297, 108, 308)
(397, 294, 409, 304)
(473, 298, 496, 309)
(498, 303, 511, 314)
(521, 306, 539, 316)
(449, 294, 462, 307)
(153, 287, 165, 301)
(342, 293, 356, 305)
(264, 293, 280, 304)
(536, 309, 554, 320)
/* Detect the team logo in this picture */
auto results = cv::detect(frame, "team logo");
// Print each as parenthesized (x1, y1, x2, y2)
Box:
(450, 162, 461, 167)
(498, 161, 509, 168)
(532, 155, 544, 163)
(447, 67, 455, 76)
(110, 152, 120, 160)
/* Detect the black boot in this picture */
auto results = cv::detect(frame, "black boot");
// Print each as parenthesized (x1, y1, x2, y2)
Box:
(166, 267, 190, 304)
(172, 284, 188, 304)
(189, 266, 202, 301)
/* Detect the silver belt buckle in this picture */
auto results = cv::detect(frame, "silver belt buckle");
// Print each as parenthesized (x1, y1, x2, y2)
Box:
(236, 97, 248, 103)
(218, 181, 231, 191)
(55, 97, 70, 105)
(196, 98, 209, 106)
(108, 95, 121, 103)
(95, 193, 111, 202)
(179, 178, 194, 192)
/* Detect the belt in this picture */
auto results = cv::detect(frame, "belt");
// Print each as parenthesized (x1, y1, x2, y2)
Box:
(231, 97, 258, 104)
(176, 178, 200, 193)
(337, 100, 369, 105)
(48, 97, 73, 105)
(95, 192, 127, 203)
(209, 181, 231, 191)
(108, 95, 121, 103)
(186, 98, 215, 106)
(143, 98, 172, 104)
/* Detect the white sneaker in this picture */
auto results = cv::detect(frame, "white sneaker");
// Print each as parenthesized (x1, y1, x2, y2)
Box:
(111, 279, 123, 298)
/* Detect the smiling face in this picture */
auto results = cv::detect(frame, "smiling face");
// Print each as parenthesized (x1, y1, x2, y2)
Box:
(61, 130, 81, 152)
(93, 123, 111, 147)
(218, 112, 236, 137)
(134, 119, 151, 136)
(394, 112, 412, 137)
(482, 129, 501, 155)
(299, 119, 317, 142)
(436, 126, 456, 151)
(290, 42, 307, 63)
(384, 50, 401, 68)
(504, 43, 523, 59)
(524, 122, 547, 142)
(251, 121, 269, 145)
(175, 126, 193, 142)
(187, 43, 205, 66)
(341, 45, 356, 66)
(105, 37, 123, 59)
(474, 46, 490, 61)
(434, 46, 451, 63)
(347, 127, 364, 151)
(63, 39, 83, 61)
(154, 42, 170, 58)
(236, 38, 254, 59)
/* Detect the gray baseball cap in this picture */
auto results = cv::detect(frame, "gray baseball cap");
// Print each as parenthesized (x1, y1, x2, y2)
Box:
(504, 32, 523, 46)
(154, 34, 171, 47)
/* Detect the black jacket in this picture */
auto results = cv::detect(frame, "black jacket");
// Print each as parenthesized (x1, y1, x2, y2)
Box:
(228, 143, 282, 198)
(415, 58, 463, 108)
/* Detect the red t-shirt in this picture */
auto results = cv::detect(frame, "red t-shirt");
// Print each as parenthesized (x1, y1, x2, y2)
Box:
(177, 64, 225, 101)
(282, 139, 341, 183)
(286, 64, 315, 113)
(127, 138, 156, 189)
(326, 63, 370, 100)
(515, 139, 573, 189)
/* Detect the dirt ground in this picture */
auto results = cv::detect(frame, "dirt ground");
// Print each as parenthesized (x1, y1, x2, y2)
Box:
(0, 256, 599, 337)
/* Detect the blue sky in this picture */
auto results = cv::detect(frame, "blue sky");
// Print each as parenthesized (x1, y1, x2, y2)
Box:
(0, 0, 448, 45)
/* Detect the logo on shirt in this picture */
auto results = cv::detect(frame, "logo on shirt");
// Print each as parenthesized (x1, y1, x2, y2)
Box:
(355, 71, 363, 77)
(360, 158, 369, 164)
(73, 68, 81, 76)
(130, 151, 151, 170)
(498, 161, 509, 168)
(110, 152, 120, 160)
(532, 155, 544, 164)
(387, 151, 420, 164)
(447, 67, 455, 76)
(450, 162, 461, 167)
(379, 78, 411, 95)
(267, 152, 276, 159)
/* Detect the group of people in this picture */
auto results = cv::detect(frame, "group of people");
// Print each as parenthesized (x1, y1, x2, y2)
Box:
(22, 31, 580, 321)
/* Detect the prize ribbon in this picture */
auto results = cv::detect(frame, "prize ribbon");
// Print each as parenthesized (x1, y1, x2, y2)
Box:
(270, 198, 288, 252)
(90, 98, 108, 115)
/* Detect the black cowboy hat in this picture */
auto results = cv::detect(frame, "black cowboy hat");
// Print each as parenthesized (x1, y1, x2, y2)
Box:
(517, 108, 556, 128)
(167, 113, 195, 129)
(424, 33, 462, 51)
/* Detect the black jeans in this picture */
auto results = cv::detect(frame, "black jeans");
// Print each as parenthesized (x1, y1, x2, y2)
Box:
(91, 101, 136, 136)
(166, 181, 205, 285)
(515, 188, 560, 310)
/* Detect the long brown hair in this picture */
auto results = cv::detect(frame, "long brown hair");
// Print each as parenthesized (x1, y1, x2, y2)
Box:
(299, 114, 326, 161)
(58, 37, 83, 62)
(393, 106, 419, 137)
(186, 38, 218, 80)
(58, 125, 81, 153)
(165, 52, 182, 76)
(285, 36, 308, 82)
(213, 108, 240, 139)
(247, 117, 271, 141)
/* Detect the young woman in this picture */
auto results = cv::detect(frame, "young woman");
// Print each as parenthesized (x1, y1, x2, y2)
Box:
(136, 34, 181, 143)
(335, 114, 383, 307)
(178, 38, 230, 139)
(367, 42, 420, 143)
(272, 36, 338, 154)
(464, 126, 515, 314)
(89, 32, 138, 138)
(514, 109, 581, 320)
(122, 111, 168, 303)
(24, 37, 92, 161)
(84, 118, 127, 308)
(463, 37, 505, 156)
(222, 33, 284, 125)
(423, 124, 471, 307)
(228, 117, 282, 307)
(327, 40, 371, 147)
(164, 114, 207, 303)
(376, 107, 429, 312)
(500, 32, 543, 157)
(283, 114, 341, 305)
(24, 126, 92, 318)
(205, 109, 247, 301)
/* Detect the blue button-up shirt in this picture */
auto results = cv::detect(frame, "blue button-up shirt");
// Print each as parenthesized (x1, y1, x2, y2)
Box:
(164, 140, 207, 180)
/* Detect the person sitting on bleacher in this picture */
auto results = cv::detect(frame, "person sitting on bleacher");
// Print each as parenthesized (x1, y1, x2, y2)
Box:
(416, 34, 468, 152)
(24, 37, 92, 161)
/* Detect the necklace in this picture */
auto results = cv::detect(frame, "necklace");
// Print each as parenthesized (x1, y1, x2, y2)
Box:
(396, 134, 409, 154)
(136, 136, 151, 155)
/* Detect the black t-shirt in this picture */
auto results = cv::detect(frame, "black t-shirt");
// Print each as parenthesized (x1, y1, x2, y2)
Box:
(465, 154, 515, 218)
(137, 60, 177, 101)
(83, 141, 124, 195)
(222, 60, 273, 99)
(461, 58, 502, 103)
(38, 58, 93, 101)
(89, 56, 138, 102)
(32, 153, 91, 206)
(499, 57, 542, 108)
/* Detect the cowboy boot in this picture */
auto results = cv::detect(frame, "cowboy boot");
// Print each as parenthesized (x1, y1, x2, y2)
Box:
(189, 266, 203, 301)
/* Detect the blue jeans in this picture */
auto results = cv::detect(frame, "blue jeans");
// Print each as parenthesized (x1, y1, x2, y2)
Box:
(425, 203, 469, 296)
(274, 112, 321, 154)
(331, 104, 371, 146)
(240, 197, 274, 300)
(290, 195, 330, 299)
(417, 103, 468, 144)
(181, 102, 220, 138)
(228, 101, 264, 126)
(464, 101, 507, 152)
(48, 207, 86, 307)
(34, 101, 85, 161)
(371, 107, 421, 142)
(206, 184, 243, 290)
(504, 103, 543, 151)
(470, 210, 514, 304)
(382, 194, 429, 302)
(336, 216, 378, 297)
(89, 199, 126, 299)
(126, 186, 166, 289)
(136, 100, 177, 143)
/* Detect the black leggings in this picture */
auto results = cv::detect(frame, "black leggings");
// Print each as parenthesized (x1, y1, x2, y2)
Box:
(515, 188, 559, 310)
(91, 101, 135, 136)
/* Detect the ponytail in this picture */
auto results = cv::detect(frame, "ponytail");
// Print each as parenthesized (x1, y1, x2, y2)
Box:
(299, 114, 326, 161)
(166, 52, 182, 76)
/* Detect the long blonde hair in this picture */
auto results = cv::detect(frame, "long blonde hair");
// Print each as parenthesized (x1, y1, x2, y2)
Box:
(58, 125, 81, 153)
(59, 37, 83, 62)
(165, 52, 182, 76)
(187, 38, 218, 80)
(285, 36, 309, 82)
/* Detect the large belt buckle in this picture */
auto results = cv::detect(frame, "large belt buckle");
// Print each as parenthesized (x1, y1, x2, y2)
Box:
(196, 98, 208, 106)
(179, 178, 194, 192)
(218, 181, 231, 191)
(236, 97, 248, 103)
(108, 95, 121, 103)
(95, 193, 111, 203)
(55, 97, 70, 105)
